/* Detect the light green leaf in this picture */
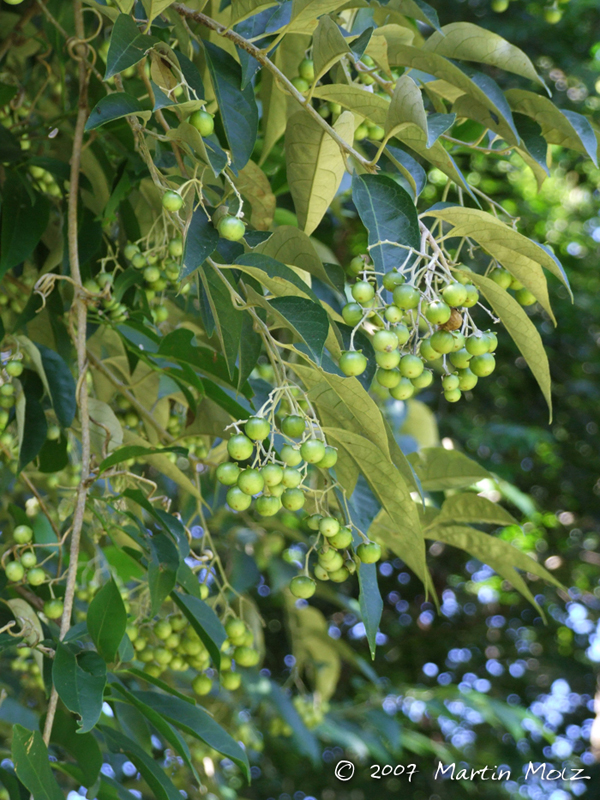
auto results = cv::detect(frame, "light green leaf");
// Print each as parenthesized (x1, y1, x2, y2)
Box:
(236, 159, 276, 231)
(425, 524, 562, 616)
(286, 602, 341, 698)
(199, 265, 243, 378)
(12, 726, 64, 800)
(423, 23, 546, 90)
(312, 84, 390, 126)
(142, 0, 176, 24)
(285, 109, 354, 235)
(400, 398, 439, 449)
(323, 427, 429, 587)
(395, 0, 441, 30)
(53, 645, 107, 734)
(358, 562, 382, 660)
(85, 93, 151, 131)
(87, 578, 127, 662)
(87, 398, 123, 455)
(407, 447, 492, 491)
(15, 335, 50, 397)
(468, 272, 552, 418)
(434, 493, 518, 528)
(122, 428, 203, 500)
(231, 0, 278, 24)
(288, 0, 349, 34)
(98, 444, 187, 473)
(312, 16, 350, 82)
(171, 591, 227, 670)
(232, 253, 319, 302)
(384, 74, 427, 139)
(254, 226, 338, 291)
(114, 0, 134, 9)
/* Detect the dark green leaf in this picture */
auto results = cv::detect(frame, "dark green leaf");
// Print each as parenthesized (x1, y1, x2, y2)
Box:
(358, 562, 382, 660)
(0, 766, 27, 800)
(238, 312, 262, 390)
(199, 264, 243, 378)
(394, 0, 441, 30)
(101, 728, 181, 800)
(121, 667, 195, 704)
(11, 725, 64, 800)
(204, 41, 258, 170)
(269, 295, 329, 366)
(87, 578, 127, 662)
(181, 205, 219, 280)
(105, 14, 158, 80)
(149, 533, 180, 615)
(85, 93, 151, 132)
(38, 433, 69, 474)
(0, 174, 50, 278)
(171, 591, 227, 669)
(48, 708, 102, 787)
(53, 645, 107, 733)
(132, 691, 250, 780)
(427, 112, 455, 147)
(352, 174, 420, 275)
(383, 145, 427, 199)
(16, 388, 48, 472)
(98, 445, 187, 473)
(234, 252, 320, 303)
(36, 344, 76, 428)
(407, 446, 492, 491)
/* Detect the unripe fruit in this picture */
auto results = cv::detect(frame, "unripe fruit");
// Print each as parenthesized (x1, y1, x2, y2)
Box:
(226, 619, 246, 641)
(354, 123, 369, 140)
(162, 190, 184, 212)
(389, 377, 415, 400)
(226, 486, 253, 511)
(189, 109, 215, 136)
(168, 238, 183, 257)
(411, 369, 433, 389)
(227, 434, 254, 461)
(319, 517, 340, 538)
(352, 280, 375, 304)
(291, 76, 309, 92)
(298, 58, 315, 81)
(393, 284, 420, 309)
(485, 331, 498, 352)
(516, 288, 536, 306)
(171, 615, 186, 632)
(192, 674, 212, 695)
(544, 8, 562, 23)
(5, 561, 24, 582)
(425, 300, 451, 325)
(342, 302, 363, 326)
(221, 671, 242, 690)
(394, 324, 410, 345)
(372, 330, 398, 352)
(375, 350, 400, 370)
(300, 439, 326, 464)
(281, 414, 306, 438)
(463, 284, 479, 308)
(262, 464, 283, 486)
(329, 527, 353, 549)
(316, 445, 338, 469)
(244, 416, 270, 440)
(216, 462, 240, 486)
(281, 488, 305, 511)
(155, 620, 173, 640)
(347, 255, 364, 277)
(356, 542, 382, 564)
(234, 645, 259, 666)
(376, 368, 401, 389)
(449, 348, 472, 370)
(307, 514, 323, 530)
(420, 338, 441, 361)
(314, 564, 329, 581)
(218, 216, 245, 241)
(384, 305, 403, 323)
(20, 551, 37, 569)
(458, 368, 478, 391)
(442, 282, 468, 307)
(430, 330, 454, 354)
(199, 584, 209, 600)
(281, 444, 302, 466)
(256, 495, 281, 516)
(237, 468, 265, 495)
(490, 268, 512, 289)
(144, 266, 161, 283)
(382, 271, 405, 291)
(14, 525, 33, 544)
(27, 568, 46, 586)
(444, 388, 462, 403)
(470, 353, 496, 377)
(442, 374, 460, 391)
(320, 551, 344, 571)
(290, 576, 316, 599)
(492, 0, 509, 11)
(399, 354, 424, 379)
(44, 599, 64, 619)
(465, 334, 489, 356)
(451, 331, 465, 351)
(281, 468, 302, 489)
(339, 351, 367, 377)
(328, 567, 349, 583)
(5, 361, 23, 377)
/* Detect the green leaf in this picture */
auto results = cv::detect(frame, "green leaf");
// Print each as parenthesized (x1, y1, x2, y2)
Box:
(142, 0, 175, 24)
(52, 646, 107, 734)
(88, 398, 124, 455)
(0, 174, 50, 278)
(149, 533, 180, 615)
(323, 427, 429, 587)
(423, 22, 546, 90)
(267, 295, 329, 365)
(287, 0, 349, 33)
(231, 0, 278, 24)
(204, 41, 258, 170)
(285, 109, 354, 236)
(384, 74, 427, 141)
(36, 344, 76, 428)
(312, 16, 350, 82)
(425, 524, 562, 617)
(11, 726, 64, 800)
(171, 591, 227, 669)
(394, 0, 441, 30)
(434, 493, 518, 528)
(312, 84, 389, 126)
(16, 385, 47, 472)
(130, 691, 251, 780)
(468, 272, 552, 418)
(384, 144, 426, 198)
(352, 174, 420, 274)
(233, 253, 320, 303)
(85, 93, 151, 132)
(358, 562, 382, 660)
(199, 264, 243, 378)
(48, 709, 103, 788)
(181, 205, 219, 280)
(254, 226, 339, 292)
(101, 728, 181, 800)
(105, 14, 158, 80)
(98, 444, 187, 473)
(87, 578, 127, 662)
(407, 447, 491, 491)
(0, 766, 27, 800)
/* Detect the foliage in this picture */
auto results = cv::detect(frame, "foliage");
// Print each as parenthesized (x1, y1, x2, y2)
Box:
(0, 1, 597, 799)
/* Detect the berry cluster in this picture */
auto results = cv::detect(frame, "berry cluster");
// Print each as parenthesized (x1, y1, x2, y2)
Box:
(2, 523, 63, 619)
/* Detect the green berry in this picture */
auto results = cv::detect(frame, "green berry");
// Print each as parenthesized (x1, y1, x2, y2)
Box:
(192, 674, 212, 695)
(342, 302, 364, 326)
(13, 525, 33, 544)
(280, 444, 302, 466)
(300, 439, 326, 464)
(262, 464, 283, 486)
(449, 348, 471, 370)
(457, 368, 478, 391)
(372, 330, 399, 352)
(442, 374, 460, 391)
(44, 599, 64, 620)
(20, 551, 36, 569)
(291, 76, 309, 93)
(376, 368, 401, 389)
(281, 415, 306, 438)
(356, 542, 381, 564)
(256, 495, 281, 516)
(516, 288, 536, 306)
(319, 517, 340, 538)
(430, 330, 454, 354)
(420, 338, 441, 361)
(328, 566, 350, 583)
(389, 377, 415, 400)
(394, 324, 410, 345)
(27, 568, 45, 586)
(490, 268, 512, 289)
(226, 486, 253, 511)
(382, 271, 405, 291)
(463, 284, 479, 308)
(411, 369, 433, 389)
(329, 527, 353, 549)
(339, 351, 367, 377)
(393, 284, 420, 309)
(221, 670, 242, 690)
(5, 361, 23, 377)
(347, 256, 364, 277)
(470, 353, 496, 377)
(399, 354, 424, 379)
(384, 305, 403, 323)
(444, 388, 462, 403)
(225, 619, 246, 641)
(425, 300, 451, 325)
(465, 334, 489, 356)
(281, 467, 302, 489)
(316, 446, 338, 469)
(234, 645, 259, 666)
(307, 514, 323, 531)
(281, 488, 305, 511)
(237, 468, 264, 495)
(298, 58, 315, 81)
(244, 416, 270, 441)
(5, 561, 24, 582)
(162, 190, 184, 213)
(216, 462, 240, 486)
(189, 109, 215, 136)
(375, 350, 400, 370)
(442, 282, 468, 307)
(352, 280, 375, 304)
(227, 434, 254, 461)
(218, 216, 245, 242)
(314, 564, 329, 581)
(290, 576, 316, 599)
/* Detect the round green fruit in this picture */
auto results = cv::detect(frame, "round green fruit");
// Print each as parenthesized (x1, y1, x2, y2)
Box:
(226, 486, 253, 511)
(491, 0, 509, 11)
(339, 351, 367, 377)
(393, 284, 420, 309)
(44, 599, 64, 620)
(155, 620, 172, 640)
(389, 378, 415, 400)
(244, 416, 270, 441)
(399, 354, 424, 379)
(372, 330, 399, 352)
(329, 527, 353, 549)
(289, 576, 316, 599)
(442, 374, 460, 391)
(221, 670, 242, 690)
(237, 468, 265, 495)
(291, 76, 309, 93)
(225, 619, 246, 641)
(300, 439, 326, 464)
(384, 305, 403, 324)
(342, 302, 363, 326)
(280, 444, 302, 466)
(281, 467, 302, 489)
(425, 300, 451, 325)
(298, 58, 315, 81)
(442, 282, 468, 307)
(162, 190, 183, 212)
(449, 348, 472, 370)
(375, 350, 400, 370)
(444, 388, 462, 403)
(13, 524, 33, 544)
(168, 238, 183, 257)
(329, 567, 349, 583)
(5, 361, 23, 377)
(319, 517, 340, 538)
(192, 675, 212, 695)
(5, 561, 24, 582)
(411, 369, 433, 389)
(218, 215, 245, 242)
(307, 514, 323, 531)
(256, 495, 281, 516)
(516, 288, 536, 306)
(466, 334, 490, 356)
(376, 367, 401, 389)
(430, 331, 454, 354)
(227, 434, 254, 461)
(458, 368, 478, 391)
(189, 109, 215, 136)
(490, 268, 512, 289)
(314, 564, 329, 581)
(27, 568, 46, 586)
(352, 280, 375, 304)
(262, 464, 283, 487)
(317, 446, 338, 469)
(234, 645, 259, 666)
(20, 551, 36, 569)
(470, 353, 496, 377)
(420, 338, 441, 361)
(485, 331, 498, 352)
(356, 542, 382, 564)
(382, 271, 404, 291)
(281, 488, 305, 511)
(281, 414, 306, 438)
(463, 284, 479, 308)
(347, 255, 364, 277)
(216, 462, 240, 486)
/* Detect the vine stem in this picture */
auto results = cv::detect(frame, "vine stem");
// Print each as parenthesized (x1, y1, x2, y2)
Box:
(43, 0, 92, 748)
(171, 3, 377, 174)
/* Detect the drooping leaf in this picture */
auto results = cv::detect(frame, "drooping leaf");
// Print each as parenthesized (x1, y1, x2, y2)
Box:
(394, 0, 440, 31)
(0, 765, 27, 800)
(11, 726, 64, 800)
(383, 144, 427, 198)
(36, 344, 76, 429)
(358, 561, 382, 660)
(181, 205, 219, 280)
(52, 645, 107, 734)
(0, 173, 50, 278)
(407, 447, 492, 491)
(384, 74, 427, 141)
(267, 295, 329, 365)
(199, 264, 243, 378)
(104, 14, 158, 80)
(171, 591, 227, 669)
(48, 708, 104, 788)
(149, 533, 180, 615)
(98, 444, 187, 473)
(85, 93, 151, 131)
(434, 493, 518, 528)
(16, 385, 47, 472)
(142, 0, 176, 24)
(312, 16, 350, 82)
(287, 0, 349, 34)
(254, 226, 339, 291)
(233, 253, 320, 303)
(285, 109, 354, 235)
(88, 398, 124, 455)
(312, 84, 389, 126)
(101, 728, 182, 800)
(87, 578, 127, 662)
